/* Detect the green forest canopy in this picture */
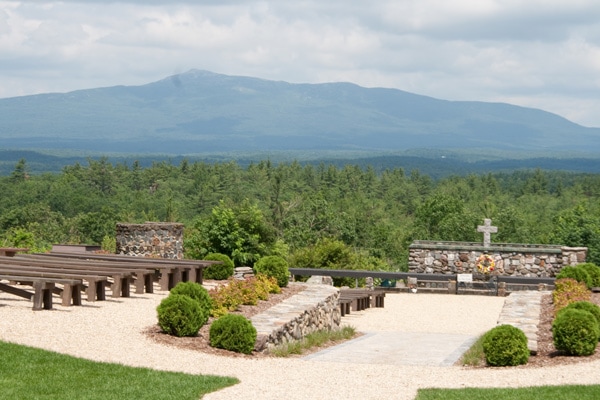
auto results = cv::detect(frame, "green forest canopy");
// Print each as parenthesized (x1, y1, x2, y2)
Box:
(1, 158, 599, 271)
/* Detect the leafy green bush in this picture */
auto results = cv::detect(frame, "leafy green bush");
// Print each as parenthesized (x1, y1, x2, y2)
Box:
(557, 301, 600, 339)
(552, 308, 600, 356)
(553, 278, 592, 313)
(156, 294, 205, 337)
(203, 253, 235, 280)
(481, 325, 529, 366)
(253, 256, 289, 287)
(577, 263, 600, 288)
(209, 314, 257, 354)
(170, 281, 212, 322)
(556, 266, 593, 289)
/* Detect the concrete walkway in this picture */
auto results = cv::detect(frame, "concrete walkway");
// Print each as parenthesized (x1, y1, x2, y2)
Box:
(305, 291, 543, 367)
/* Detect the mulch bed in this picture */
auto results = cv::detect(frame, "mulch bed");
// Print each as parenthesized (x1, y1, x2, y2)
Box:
(523, 292, 600, 368)
(144, 283, 307, 358)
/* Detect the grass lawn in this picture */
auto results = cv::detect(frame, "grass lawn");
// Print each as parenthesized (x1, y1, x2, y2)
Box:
(416, 385, 600, 399)
(0, 340, 238, 400)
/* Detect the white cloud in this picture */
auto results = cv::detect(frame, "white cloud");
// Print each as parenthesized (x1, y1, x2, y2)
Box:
(1, 0, 600, 126)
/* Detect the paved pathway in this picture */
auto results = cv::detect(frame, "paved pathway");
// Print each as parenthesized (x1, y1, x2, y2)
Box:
(305, 291, 545, 366)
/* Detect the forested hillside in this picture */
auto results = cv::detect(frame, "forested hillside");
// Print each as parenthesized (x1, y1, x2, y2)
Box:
(1, 158, 599, 272)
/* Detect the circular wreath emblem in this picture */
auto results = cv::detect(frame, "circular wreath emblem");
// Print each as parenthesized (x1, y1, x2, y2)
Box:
(477, 254, 496, 274)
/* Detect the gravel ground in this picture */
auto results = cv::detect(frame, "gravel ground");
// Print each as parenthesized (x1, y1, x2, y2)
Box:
(1, 288, 600, 400)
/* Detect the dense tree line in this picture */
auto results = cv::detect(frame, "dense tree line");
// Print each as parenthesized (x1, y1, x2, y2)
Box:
(1, 157, 599, 271)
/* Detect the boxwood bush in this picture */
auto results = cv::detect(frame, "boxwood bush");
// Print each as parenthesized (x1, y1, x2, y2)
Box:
(253, 255, 290, 287)
(557, 301, 600, 340)
(556, 266, 593, 289)
(552, 308, 600, 356)
(203, 253, 235, 280)
(156, 294, 205, 337)
(481, 324, 529, 366)
(170, 281, 212, 315)
(577, 263, 600, 288)
(209, 314, 257, 354)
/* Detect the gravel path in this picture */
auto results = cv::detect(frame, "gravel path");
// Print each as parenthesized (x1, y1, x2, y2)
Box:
(1, 289, 600, 399)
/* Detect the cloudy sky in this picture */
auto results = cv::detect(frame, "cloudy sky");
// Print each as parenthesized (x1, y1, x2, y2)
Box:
(2, 1, 600, 126)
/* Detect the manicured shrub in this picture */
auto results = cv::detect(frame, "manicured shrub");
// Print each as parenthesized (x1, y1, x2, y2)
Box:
(481, 324, 529, 366)
(577, 263, 600, 288)
(170, 281, 212, 315)
(552, 278, 591, 313)
(209, 314, 257, 354)
(552, 308, 600, 356)
(556, 266, 593, 289)
(156, 294, 205, 337)
(253, 256, 289, 287)
(557, 301, 600, 339)
(203, 253, 235, 280)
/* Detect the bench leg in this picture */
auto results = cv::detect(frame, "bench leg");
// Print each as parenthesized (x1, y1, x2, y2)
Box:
(86, 280, 97, 302)
(71, 284, 82, 306)
(159, 269, 170, 291)
(121, 277, 130, 297)
(135, 274, 145, 294)
(96, 281, 106, 301)
(111, 275, 122, 298)
(171, 268, 182, 289)
(62, 284, 73, 306)
(144, 274, 154, 294)
(33, 281, 54, 310)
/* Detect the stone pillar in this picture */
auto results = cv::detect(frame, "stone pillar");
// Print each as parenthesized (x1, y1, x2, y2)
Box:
(116, 222, 184, 259)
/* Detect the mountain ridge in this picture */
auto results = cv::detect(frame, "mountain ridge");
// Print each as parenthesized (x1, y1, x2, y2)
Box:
(0, 69, 598, 153)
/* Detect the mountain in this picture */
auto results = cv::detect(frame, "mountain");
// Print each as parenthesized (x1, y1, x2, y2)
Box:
(0, 69, 599, 154)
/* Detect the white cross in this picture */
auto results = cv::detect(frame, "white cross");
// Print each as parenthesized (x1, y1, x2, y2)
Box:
(477, 218, 497, 247)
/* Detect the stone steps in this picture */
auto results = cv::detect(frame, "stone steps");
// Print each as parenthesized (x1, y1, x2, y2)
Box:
(496, 291, 547, 354)
(250, 283, 340, 351)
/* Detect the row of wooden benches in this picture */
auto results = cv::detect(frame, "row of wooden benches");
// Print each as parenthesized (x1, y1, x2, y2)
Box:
(338, 288, 386, 317)
(0, 252, 219, 310)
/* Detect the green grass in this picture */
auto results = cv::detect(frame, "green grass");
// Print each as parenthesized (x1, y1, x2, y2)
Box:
(0, 340, 238, 400)
(416, 385, 600, 399)
(270, 325, 357, 357)
(459, 334, 486, 367)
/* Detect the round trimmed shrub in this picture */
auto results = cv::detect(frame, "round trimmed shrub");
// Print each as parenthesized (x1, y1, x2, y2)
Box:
(556, 266, 593, 289)
(157, 294, 205, 337)
(557, 301, 600, 340)
(552, 308, 600, 356)
(578, 263, 600, 288)
(170, 281, 212, 320)
(482, 324, 529, 366)
(253, 256, 289, 288)
(203, 253, 235, 280)
(209, 314, 257, 354)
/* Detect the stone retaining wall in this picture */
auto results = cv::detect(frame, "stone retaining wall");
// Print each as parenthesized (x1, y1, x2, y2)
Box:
(409, 241, 587, 278)
(251, 284, 341, 352)
(116, 222, 184, 259)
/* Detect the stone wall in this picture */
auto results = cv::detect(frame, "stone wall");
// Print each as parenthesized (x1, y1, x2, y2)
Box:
(409, 240, 587, 278)
(252, 284, 341, 352)
(116, 222, 184, 259)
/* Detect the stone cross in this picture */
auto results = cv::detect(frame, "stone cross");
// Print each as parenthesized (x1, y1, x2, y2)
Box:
(477, 218, 497, 247)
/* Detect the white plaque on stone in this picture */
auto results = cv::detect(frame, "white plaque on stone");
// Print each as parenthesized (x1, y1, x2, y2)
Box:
(457, 274, 473, 283)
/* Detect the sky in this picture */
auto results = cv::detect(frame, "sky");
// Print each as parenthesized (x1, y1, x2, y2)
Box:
(2, 1, 600, 127)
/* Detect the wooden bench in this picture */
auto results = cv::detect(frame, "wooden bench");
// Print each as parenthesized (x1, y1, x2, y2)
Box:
(0, 264, 110, 301)
(338, 288, 386, 316)
(14, 255, 156, 295)
(35, 252, 218, 288)
(0, 275, 83, 310)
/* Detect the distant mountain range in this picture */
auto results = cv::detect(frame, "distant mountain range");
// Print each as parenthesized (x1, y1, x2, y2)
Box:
(1, 69, 599, 154)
